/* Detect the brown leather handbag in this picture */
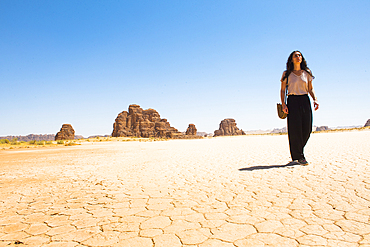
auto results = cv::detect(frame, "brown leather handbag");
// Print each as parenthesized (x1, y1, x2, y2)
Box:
(277, 103, 287, 119)
(277, 76, 288, 119)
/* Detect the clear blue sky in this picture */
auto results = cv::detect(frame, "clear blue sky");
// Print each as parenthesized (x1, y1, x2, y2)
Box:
(1, 0, 369, 137)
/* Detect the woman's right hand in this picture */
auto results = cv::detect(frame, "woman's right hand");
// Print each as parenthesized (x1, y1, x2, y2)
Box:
(283, 104, 289, 114)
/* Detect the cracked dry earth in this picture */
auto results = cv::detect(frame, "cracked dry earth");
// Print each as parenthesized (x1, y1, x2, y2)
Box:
(1, 131, 370, 247)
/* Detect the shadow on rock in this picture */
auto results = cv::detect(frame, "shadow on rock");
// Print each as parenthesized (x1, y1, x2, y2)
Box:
(239, 161, 299, 171)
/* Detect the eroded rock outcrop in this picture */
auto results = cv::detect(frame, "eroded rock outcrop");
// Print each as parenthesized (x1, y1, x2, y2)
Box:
(365, 119, 370, 127)
(214, 118, 245, 137)
(185, 124, 197, 136)
(112, 104, 182, 138)
(55, 124, 75, 140)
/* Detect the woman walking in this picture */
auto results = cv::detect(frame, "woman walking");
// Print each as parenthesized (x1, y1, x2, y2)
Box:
(280, 51, 319, 165)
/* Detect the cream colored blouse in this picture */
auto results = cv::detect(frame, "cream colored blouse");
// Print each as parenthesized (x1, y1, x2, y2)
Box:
(281, 70, 313, 95)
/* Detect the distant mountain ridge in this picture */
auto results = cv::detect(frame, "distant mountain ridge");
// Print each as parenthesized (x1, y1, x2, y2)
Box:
(0, 134, 85, 141)
(0, 134, 56, 142)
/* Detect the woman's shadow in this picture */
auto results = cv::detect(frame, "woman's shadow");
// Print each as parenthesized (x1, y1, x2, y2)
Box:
(239, 161, 300, 171)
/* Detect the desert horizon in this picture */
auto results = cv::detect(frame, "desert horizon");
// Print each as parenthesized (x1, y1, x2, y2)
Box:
(1, 126, 370, 150)
(1, 122, 369, 142)
(2, 104, 370, 141)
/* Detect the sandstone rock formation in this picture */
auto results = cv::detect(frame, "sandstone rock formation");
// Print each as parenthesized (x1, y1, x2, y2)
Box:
(315, 126, 330, 132)
(112, 104, 182, 138)
(214, 118, 245, 137)
(365, 119, 370, 127)
(55, 124, 75, 140)
(185, 124, 197, 136)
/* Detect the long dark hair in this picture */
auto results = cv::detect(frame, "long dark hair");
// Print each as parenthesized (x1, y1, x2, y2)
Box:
(283, 50, 314, 81)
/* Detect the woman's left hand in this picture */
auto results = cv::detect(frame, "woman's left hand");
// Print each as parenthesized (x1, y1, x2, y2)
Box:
(313, 101, 319, 111)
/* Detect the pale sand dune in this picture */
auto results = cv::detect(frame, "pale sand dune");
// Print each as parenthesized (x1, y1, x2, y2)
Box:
(1, 130, 370, 246)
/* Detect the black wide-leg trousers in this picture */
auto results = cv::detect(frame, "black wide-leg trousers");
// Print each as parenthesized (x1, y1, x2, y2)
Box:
(287, 95, 312, 161)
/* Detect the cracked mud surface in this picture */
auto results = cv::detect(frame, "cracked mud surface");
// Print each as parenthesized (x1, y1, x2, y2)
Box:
(1, 131, 370, 246)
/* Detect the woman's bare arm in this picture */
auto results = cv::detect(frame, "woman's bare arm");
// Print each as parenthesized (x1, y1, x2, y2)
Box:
(307, 79, 319, 110)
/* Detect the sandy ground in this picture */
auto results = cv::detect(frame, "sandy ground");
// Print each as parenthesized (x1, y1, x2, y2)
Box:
(0, 130, 370, 246)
